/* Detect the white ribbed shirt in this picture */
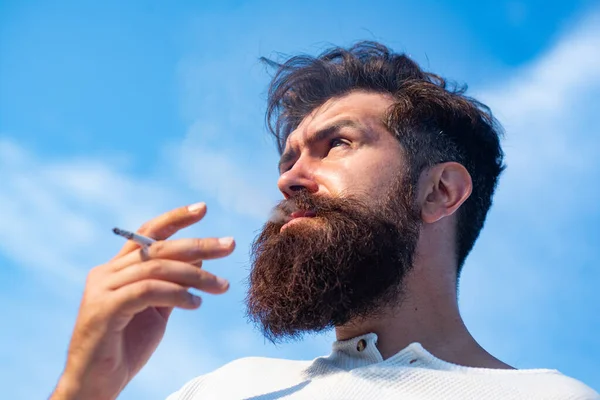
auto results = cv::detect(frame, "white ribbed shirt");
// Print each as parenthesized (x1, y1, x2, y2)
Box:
(166, 333, 599, 400)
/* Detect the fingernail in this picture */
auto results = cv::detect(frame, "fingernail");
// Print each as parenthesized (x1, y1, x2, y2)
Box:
(188, 202, 206, 213)
(216, 276, 229, 288)
(191, 294, 202, 306)
(218, 237, 234, 247)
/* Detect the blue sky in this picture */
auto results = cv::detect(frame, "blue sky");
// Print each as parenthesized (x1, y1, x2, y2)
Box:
(1, 1, 599, 398)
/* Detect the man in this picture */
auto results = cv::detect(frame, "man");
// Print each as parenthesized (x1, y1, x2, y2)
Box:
(50, 42, 599, 399)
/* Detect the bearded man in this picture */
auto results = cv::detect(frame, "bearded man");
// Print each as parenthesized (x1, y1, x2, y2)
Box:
(50, 42, 599, 400)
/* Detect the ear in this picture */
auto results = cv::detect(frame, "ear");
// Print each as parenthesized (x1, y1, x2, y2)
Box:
(417, 162, 472, 224)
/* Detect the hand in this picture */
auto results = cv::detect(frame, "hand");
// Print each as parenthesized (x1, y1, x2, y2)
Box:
(51, 203, 235, 400)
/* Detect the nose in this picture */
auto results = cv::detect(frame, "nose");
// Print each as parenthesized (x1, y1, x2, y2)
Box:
(277, 158, 319, 199)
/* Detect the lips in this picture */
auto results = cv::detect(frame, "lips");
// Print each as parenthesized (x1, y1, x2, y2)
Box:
(290, 210, 317, 219)
(281, 210, 317, 231)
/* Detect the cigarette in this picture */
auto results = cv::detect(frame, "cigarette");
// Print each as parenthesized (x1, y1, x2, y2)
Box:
(112, 227, 156, 247)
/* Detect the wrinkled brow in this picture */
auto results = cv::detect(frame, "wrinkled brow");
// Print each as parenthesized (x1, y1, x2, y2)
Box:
(278, 119, 361, 172)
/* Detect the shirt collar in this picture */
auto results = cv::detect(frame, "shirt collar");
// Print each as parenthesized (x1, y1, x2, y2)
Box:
(322, 333, 432, 371)
(325, 332, 383, 370)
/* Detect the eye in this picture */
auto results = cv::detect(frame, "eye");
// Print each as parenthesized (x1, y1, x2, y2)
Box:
(330, 137, 351, 148)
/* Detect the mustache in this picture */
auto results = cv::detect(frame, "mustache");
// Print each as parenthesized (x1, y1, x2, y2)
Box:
(267, 190, 368, 225)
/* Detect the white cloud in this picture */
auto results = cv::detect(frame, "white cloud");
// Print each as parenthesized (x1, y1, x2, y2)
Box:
(175, 120, 277, 221)
(460, 9, 600, 369)
(484, 11, 600, 118)
(173, 51, 284, 222)
(477, 10, 600, 192)
(0, 138, 177, 287)
(0, 138, 242, 399)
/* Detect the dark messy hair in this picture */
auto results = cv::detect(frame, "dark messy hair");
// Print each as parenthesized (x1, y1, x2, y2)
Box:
(261, 41, 505, 274)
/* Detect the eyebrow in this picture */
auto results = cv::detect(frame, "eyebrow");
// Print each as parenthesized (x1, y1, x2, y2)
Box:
(278, 119, 362, 173)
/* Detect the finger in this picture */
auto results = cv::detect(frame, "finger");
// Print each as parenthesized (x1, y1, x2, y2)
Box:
(106, 259, 229, 294)
(111, 237, 235, 272)
(155, 306, 174, 320)
(152, 255, 203, 319)
(113, 202, 207, 259)
(111, 280, 203, 316)
(138, 247, 205, 267)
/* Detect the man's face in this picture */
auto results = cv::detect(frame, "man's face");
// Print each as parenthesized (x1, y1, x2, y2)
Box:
(246, 91, 422, 341)
(277, 91, 407, 204)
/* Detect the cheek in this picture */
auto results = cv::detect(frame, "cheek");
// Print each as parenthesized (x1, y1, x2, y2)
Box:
(361, 166, 399, 200)
(320, 159, 400, 201)
(317, 172, 347, 197)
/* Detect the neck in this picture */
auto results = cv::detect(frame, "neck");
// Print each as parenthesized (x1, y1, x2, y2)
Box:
(335, 262, 512, 369)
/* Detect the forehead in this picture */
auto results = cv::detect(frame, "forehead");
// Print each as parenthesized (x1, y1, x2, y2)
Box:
(284, 91, 395, 148)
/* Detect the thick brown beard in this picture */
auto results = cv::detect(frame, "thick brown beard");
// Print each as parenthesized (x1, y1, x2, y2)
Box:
(245, 178, 421, 343)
